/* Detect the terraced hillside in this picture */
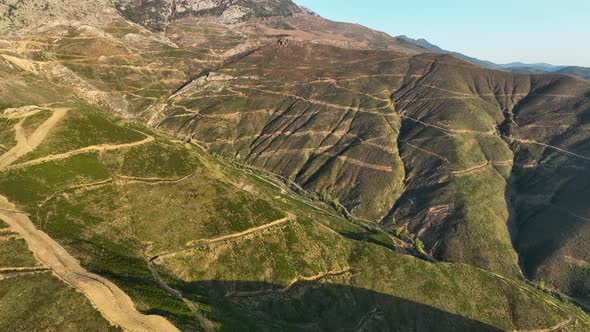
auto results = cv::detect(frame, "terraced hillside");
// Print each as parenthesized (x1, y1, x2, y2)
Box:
(1, 0, 589, 330)
(0, 103, 588, 331)
(0, 0, 424, 114)
(154, 40, 590, 302)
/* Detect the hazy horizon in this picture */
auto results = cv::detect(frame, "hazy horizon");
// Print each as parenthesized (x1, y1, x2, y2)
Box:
(295, 0, 590, 67)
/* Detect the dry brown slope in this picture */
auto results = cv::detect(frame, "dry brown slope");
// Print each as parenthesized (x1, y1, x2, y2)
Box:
(154, 41, 590, 296)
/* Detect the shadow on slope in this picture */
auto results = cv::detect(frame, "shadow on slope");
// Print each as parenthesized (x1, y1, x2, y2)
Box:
(506, 157, 590, 303)
(503, 98, 590, 303)
(174, 280, 503, 332)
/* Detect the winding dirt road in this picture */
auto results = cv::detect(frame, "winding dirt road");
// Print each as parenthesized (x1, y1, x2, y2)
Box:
(225, 267, 352, 297)
(153, 213, 295, 260)
(0, 197, 178, 332)
(0, 107, 179, 331)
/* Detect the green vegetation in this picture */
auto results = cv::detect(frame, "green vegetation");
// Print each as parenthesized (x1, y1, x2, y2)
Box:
(19, 109, 146, 162)
(0, 237, 38, 267)
(108, 139, 201, 178)
(0, 103, 15, 111)
(450, 167, 521, 278)
(0, 118, 17, 149)
(0, 273, 120, 332)
(20, 110, 52, 137)
(414, 238, 425, 253)
(0, 109, 585, 331)
(0, 153, 110, 208)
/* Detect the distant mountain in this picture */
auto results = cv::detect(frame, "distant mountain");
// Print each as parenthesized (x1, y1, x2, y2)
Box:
(398, 35, 590, 80)
(500, 62, 566, 72)
(556, 66, 590, 80)
(396, 35, 502, 70)
(503, 66, 548, 75)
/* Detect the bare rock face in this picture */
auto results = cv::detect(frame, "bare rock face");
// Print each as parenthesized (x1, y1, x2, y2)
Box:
(113, 0, 303, 30)
(0, 0, 117, 33)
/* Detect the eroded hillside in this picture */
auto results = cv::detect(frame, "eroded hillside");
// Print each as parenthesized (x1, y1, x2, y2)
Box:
(154, 40, 590, 302)
(0, 0, 589, 330)
(0, 102, 588, 331)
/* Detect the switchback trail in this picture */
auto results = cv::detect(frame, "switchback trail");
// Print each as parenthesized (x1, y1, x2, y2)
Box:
(7, 133, 155, 170)
(225, 268, 352, 297)
(153, 214, 296, 260)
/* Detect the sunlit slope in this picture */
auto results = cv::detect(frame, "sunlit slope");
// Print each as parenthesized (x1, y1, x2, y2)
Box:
(153, 40, 590, 300)
(0, 105, 588, 331)
(0, 214, 120, 331)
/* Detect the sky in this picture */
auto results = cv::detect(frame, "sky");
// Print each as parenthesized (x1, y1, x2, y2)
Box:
(294, 0, 590, 67)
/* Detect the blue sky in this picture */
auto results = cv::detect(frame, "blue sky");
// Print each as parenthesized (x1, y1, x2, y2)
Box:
(294, 0, 590, 66)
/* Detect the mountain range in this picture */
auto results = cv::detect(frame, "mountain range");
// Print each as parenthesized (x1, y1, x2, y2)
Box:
(0, 1, 588, 331)
(397, 35, 590, 80)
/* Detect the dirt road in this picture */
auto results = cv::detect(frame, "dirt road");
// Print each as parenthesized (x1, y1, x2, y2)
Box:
(0, 107, 179, 331)
(154, 214, 295, 259)
(0, 195, 179, 332)
(0, 108, 67, 169)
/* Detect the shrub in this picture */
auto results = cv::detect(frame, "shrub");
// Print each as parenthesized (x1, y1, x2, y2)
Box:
(415, 239, 425, 253)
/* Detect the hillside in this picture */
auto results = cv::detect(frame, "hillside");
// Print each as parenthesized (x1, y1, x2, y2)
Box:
(152, 40, 590, 298)
(0, 101, 588, 331)
(557, 66, 590, 80)
(0, 0, 589, 331)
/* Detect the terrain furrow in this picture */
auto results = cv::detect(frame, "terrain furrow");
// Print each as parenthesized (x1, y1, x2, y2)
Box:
(400, 114, 496, 136)
(153, 213, 296, 260)
(234, 85, 394, 115)
(511, 317, 576, 332)
(116, 173, 193, 185)
(37, 179, 115, 209)
(147, 261, 216, 332)
(503, 136, 590, 161)
(451, 160, 512, 176)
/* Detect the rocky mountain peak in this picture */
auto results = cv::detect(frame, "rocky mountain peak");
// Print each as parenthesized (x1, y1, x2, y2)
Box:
(113, 0, 304, 30)
(0, 0, 117, 33)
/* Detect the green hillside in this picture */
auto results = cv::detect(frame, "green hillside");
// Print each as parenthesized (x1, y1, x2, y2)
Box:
(0, 105, 587, 331)
(0, 0, 589, 330)
(0, 214, 119, 331)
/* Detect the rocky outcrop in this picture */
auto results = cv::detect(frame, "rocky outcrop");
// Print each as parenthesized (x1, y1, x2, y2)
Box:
(0, 0, 117, 33)
(113, 0, 303, 30)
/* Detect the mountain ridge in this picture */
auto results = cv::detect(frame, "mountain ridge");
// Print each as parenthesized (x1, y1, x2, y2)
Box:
(397, 35, 590, 80)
